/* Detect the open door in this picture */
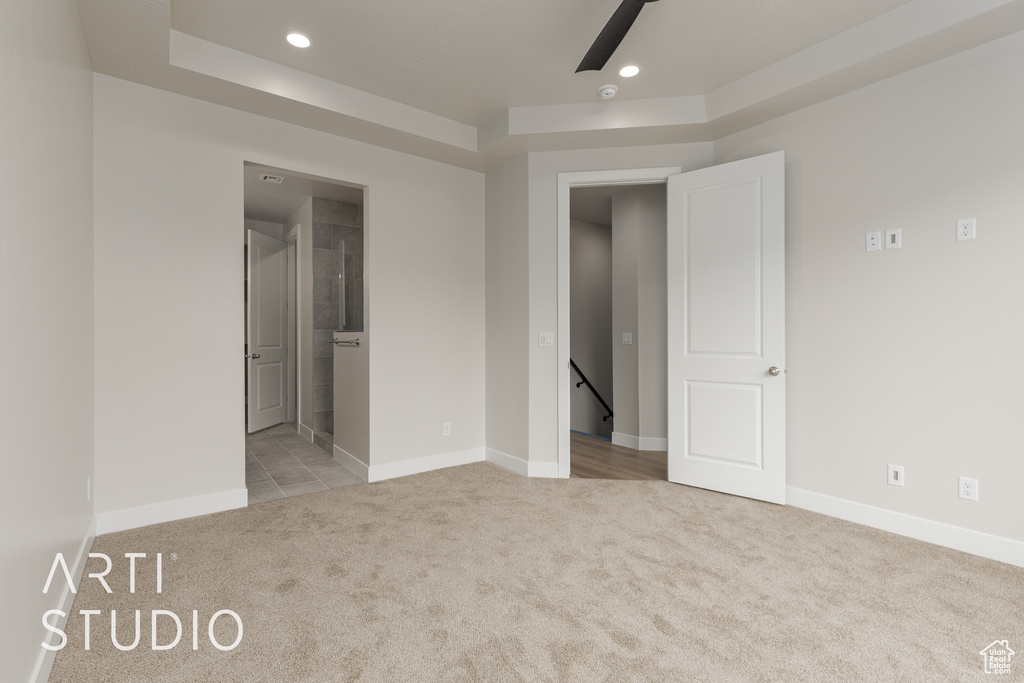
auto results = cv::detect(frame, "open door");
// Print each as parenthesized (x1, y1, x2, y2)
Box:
(246, 230, 288, 433)
(666, 152, 786, 504)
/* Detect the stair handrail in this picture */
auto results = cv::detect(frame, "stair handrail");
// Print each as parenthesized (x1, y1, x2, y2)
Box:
(569, 358, 613, 422)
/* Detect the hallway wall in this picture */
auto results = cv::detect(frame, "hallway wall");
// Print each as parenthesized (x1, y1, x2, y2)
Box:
(611, 186, 667, 448)
(569, 218, 612, 438)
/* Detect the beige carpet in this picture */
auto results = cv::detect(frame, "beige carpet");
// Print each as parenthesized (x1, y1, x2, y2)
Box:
(50, 463, 1023, 682)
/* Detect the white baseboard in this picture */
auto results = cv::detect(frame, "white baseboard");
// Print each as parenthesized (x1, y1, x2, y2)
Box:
(485, 448, 529, 476)
(369, 448, 486, 483)
(528, 460, 560, 478)
(611, 432, 639, 449)
(788, 487, 1024, 568)
(611, 433, 666, 451)
(298, 422, 314, 442)
(638, 436, 668, 451)
(334, 444, 369, 482)
(31, 515, 96, 683)
(95, 489, 248, 535)
(484, 449, 560, 478)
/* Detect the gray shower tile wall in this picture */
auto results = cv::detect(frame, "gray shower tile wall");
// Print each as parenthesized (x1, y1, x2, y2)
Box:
(313, 277, 333, 303)
(313, 329, 333, 358)
(313, 302, 339, 331)
(311, 196, 363, 436)
(313, 357, 332, 384)
(314, 197, 360, 227)
(313, 384, 333, 413)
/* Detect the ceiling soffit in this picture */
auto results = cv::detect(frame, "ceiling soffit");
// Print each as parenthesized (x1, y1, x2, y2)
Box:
(79, 0, 1024, 170)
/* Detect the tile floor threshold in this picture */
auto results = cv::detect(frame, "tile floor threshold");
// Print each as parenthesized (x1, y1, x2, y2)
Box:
(245, 422, 363, 504)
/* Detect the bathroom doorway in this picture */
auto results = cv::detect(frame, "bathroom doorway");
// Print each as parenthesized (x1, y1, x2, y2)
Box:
(242, 162, 367, 503)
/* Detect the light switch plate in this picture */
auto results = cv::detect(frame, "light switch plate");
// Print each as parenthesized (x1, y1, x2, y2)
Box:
(622, 333, 633, 345)
(538, 332, 554, 347)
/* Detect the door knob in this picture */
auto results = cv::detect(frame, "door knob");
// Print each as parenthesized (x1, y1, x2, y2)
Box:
(246, 353, 261, 359)
(768, 366, 786, 376)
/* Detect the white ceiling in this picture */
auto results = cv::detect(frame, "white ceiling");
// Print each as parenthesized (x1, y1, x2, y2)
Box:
(244, 163, 363, 224)
(75, 0, 1024, 170)
(171, 0, 915, 126)
(571, 185, 633, 228)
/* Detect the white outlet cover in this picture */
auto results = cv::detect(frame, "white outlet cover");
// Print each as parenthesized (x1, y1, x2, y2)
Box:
(887, 464, 904, 487)
(956, 218, 976, 241)
(622, 333, 633, 345)
(958, 476, 979, 501)
(865, 230, 882, 252)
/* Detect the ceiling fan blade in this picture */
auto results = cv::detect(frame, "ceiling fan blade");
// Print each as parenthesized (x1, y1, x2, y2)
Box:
(576, 0, 658, 73)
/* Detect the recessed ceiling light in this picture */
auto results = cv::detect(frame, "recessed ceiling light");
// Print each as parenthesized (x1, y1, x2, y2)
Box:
(619, 65, 640, 78)
(286, 33, 311, 48)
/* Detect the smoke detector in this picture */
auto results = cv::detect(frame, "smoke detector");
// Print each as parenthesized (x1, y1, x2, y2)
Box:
(598, 84, 618, 100)
(259, 173, 285, 184)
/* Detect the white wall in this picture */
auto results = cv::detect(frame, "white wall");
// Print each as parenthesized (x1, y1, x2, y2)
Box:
(0, 0, 94, 680)
(94, 75, 485, 519)
(485, 156, 530, 461)
(610, 186, 668, 447)
(611, 194, 640, 439)
(244, 218, 285, 241)
(635, 185, 667, 445)
(715, 31, 1024, 542)
(569, 218, 612, 438)
(525, 144, 715, 465)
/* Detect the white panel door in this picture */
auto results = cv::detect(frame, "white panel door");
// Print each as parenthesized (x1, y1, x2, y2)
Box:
(247, 230, 288, 433)
(666, 152, 786, 504)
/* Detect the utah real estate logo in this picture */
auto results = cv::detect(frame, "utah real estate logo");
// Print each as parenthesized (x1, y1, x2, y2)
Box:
(980, 640, 1015, 676)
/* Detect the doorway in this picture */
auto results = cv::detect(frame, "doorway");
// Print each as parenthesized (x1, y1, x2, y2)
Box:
(242, 162, 368, 503)
(568, 182, 669, 480)
(558, 167, 680, 481)
(557, 154, 787, 503)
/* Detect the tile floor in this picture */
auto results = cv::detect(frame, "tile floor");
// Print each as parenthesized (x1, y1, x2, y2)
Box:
(245, 422, 363, 504)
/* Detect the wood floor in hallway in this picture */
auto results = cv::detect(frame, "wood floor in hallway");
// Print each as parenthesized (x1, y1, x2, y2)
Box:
(570, 431, 667, 480)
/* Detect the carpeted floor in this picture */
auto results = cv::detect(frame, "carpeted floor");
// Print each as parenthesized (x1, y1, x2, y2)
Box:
(50, 462, 1023, 682)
